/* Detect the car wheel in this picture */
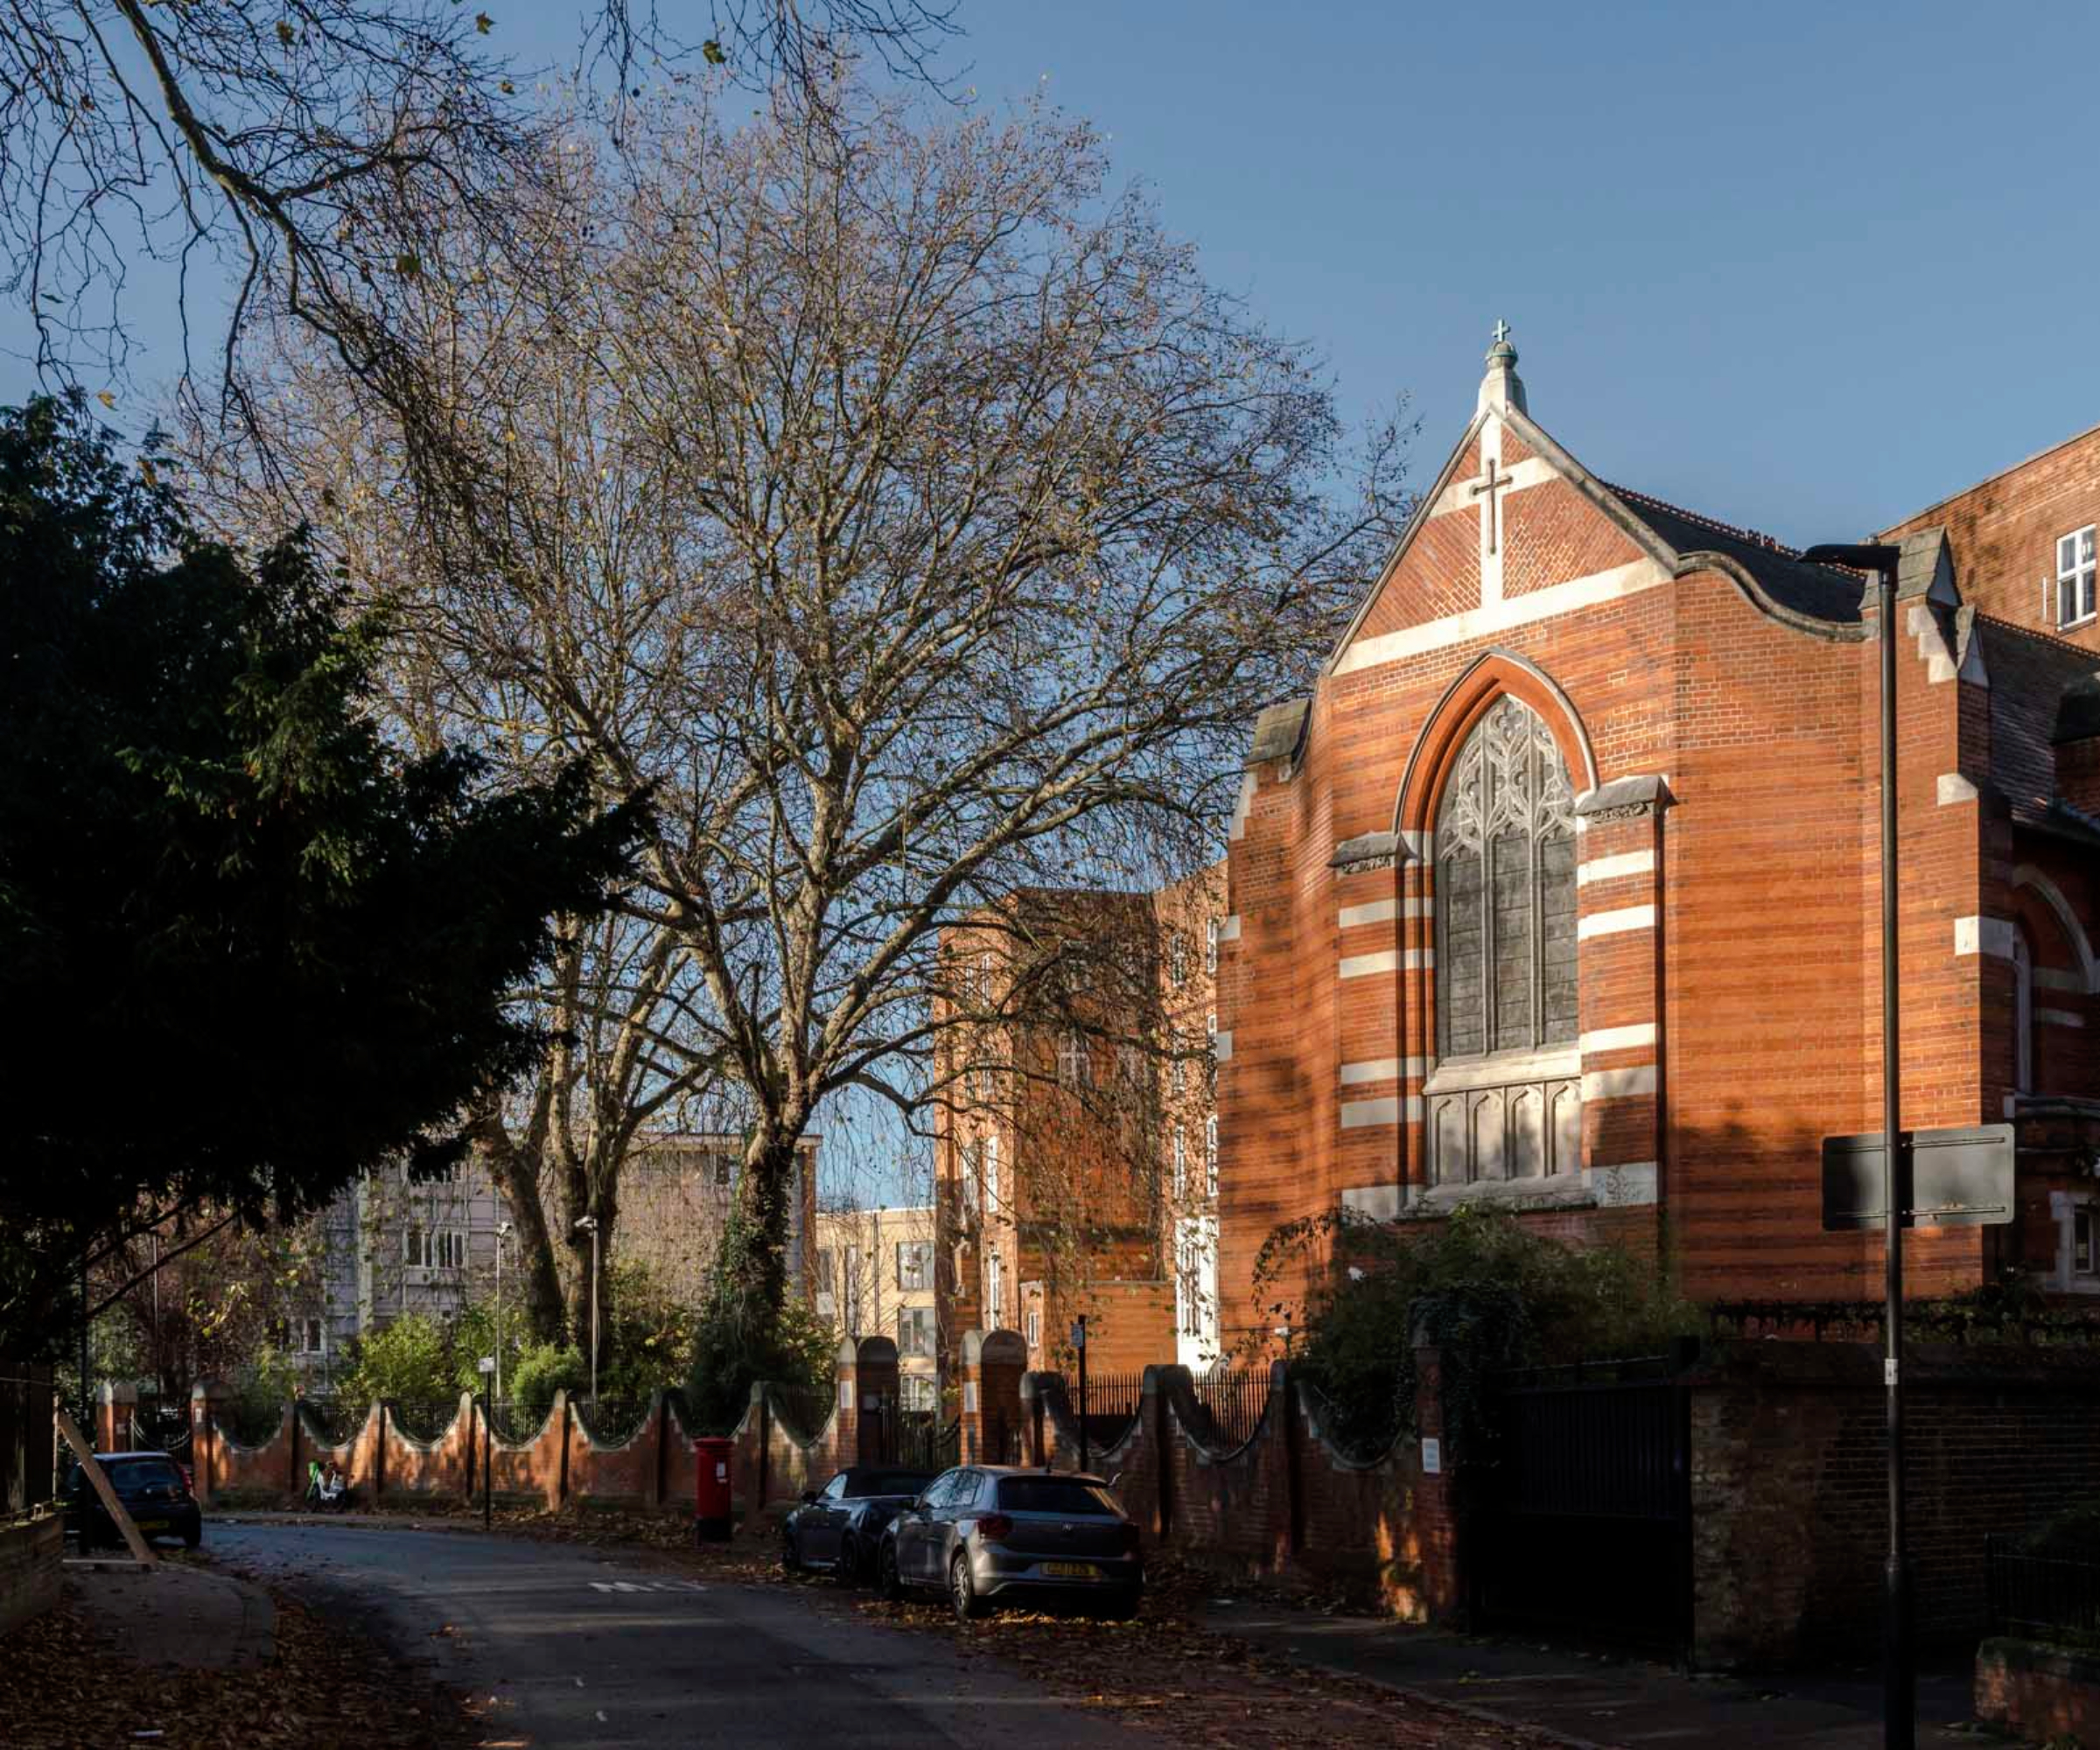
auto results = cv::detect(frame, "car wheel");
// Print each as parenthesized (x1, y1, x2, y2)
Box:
(876, 1539, 903, 1602)
(781, 1526, 802, 1573)
(182, 1518, 202, 1551)
(835, 1535, 858, 1586)
(949, 1550, 986, 1622)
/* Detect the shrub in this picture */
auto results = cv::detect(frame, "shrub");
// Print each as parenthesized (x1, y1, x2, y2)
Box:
(335, 1312, 457, 1409)
(1253, 1202, 1700, 1462)
(508, 1340, 589, 1421)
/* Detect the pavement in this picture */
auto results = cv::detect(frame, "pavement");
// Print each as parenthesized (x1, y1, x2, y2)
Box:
(1199, 1600, 1981, 1750)
(210, 1520, 1157, 1747)
(63, 1557, 276, 1670)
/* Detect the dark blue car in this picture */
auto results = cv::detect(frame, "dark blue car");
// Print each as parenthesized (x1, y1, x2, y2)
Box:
(64, 1452, 202, 1550)
(781, 1466, 935, 1584)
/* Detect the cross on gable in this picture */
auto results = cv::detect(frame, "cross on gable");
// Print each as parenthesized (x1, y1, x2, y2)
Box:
(1469, 453, 1515, 555)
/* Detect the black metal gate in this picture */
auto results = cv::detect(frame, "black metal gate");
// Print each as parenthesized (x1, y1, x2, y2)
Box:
(1472, 1354, 1692, 1657)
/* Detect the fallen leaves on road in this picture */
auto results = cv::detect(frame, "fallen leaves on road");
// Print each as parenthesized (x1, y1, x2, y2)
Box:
(0, 1584, 480, 1749)
(834, 1559, 1550, 1748)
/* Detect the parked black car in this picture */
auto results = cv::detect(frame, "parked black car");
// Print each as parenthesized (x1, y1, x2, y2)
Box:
(876, 1466, 1142, 1620)
(63, 1452, 203, 1550)
(781, 1466, 935, 1582)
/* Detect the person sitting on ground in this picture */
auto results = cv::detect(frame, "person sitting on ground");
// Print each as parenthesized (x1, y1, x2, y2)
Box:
(318, 1461, 348, 1509)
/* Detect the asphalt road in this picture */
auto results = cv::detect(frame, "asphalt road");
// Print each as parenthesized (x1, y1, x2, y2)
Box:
(213, 1522, 1148, 1748)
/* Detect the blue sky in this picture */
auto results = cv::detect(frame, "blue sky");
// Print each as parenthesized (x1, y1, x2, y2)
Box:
(946, 0, 2099, 542)
(10, 3, 2093, 538)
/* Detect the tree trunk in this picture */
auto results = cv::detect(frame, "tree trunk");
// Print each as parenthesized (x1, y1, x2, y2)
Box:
(730, 1131, 799, 1318)
(474, 1123, 566, 1345)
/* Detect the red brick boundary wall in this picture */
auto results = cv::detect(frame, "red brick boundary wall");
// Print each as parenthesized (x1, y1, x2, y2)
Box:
(1017, 1349, 1460, 1618)
(1690, 1342, 2100, 1667)
(0, 1511, 61, 1637)
(1975, 1638, 2100, 1745)
(186, 1339, 920, 1526)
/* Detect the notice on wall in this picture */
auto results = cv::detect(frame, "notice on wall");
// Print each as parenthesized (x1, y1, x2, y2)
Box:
(962, 1382, 979, 1412)
(838, 1381, 852, 1410)
(1422, 1437, 1442, 1475)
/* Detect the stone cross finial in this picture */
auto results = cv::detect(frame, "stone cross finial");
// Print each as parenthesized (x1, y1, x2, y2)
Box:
(1492, 318, 1512, 346)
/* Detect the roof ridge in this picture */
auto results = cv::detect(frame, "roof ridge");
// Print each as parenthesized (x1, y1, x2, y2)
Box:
(1599, 481, 1806, 558)
(1972, 610, 2100, 662)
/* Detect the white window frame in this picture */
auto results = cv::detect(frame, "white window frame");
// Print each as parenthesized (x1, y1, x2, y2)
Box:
(436, 1228, 467, 1270)
(1169, 933, 1188, 989)
(1057, 1032, 1090, 1088)
(975, 1060, 994, 1102)
(896, 1241, 930, 1292)
(984, 1133, 1000, 1209)
(403, 1225, 431, 1268)
(985, 1248, 1004, 1324)
(2058, 525, 2097, 629)
(1172, 1124, 1187, 1199)
(1026, 1307, 1040, 1348)
(1169, 1026, 1186, 1097)
(897, 1306, 934, 1358)
(900, 1373, 936, 1411)
(1205, 1116, 1219, 1200)
(961, 1138, 983, 1214)
(1206, 916, 1221, 976)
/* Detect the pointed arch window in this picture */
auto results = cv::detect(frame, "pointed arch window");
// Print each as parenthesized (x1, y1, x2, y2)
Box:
(1435, 696, 1578, 1060)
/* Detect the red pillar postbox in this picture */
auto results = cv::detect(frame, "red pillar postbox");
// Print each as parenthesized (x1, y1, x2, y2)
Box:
(694, 1434, 733, 1543)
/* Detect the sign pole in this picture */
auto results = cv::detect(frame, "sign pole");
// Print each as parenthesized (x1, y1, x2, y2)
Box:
(1807, 540, 1909, 1749)
(1875, 552, 1912, 1750)
(1071, 1316, 1088, 1476)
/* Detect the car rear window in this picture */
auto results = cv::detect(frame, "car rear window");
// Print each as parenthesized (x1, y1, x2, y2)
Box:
(996, 1476, 1120, 1516)
(851, 1471, 932, 1498)
(111, 1459, 184, 1490)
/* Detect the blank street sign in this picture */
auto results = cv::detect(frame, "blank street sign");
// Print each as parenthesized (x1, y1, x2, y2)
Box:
(1821, 1124, 2015, 1230)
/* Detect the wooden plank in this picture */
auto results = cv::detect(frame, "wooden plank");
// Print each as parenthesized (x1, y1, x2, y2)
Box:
(53, 1407, 156, 1565)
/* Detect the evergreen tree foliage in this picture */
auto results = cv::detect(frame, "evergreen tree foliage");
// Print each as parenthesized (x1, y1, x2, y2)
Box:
(0, 396, 647, 1352)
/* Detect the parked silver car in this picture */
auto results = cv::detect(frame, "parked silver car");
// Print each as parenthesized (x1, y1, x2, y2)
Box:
(876, 1465, 1143, 1620)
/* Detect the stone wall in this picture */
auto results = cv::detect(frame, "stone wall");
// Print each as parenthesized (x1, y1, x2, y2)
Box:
(1690, 1341, 2100, 1668)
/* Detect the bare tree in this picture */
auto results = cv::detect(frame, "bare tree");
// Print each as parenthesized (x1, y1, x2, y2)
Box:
(0, 0, 956, 398)
(192, 88, 1411, 1347)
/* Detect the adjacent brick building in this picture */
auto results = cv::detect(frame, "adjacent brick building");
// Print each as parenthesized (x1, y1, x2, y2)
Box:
(1208, 331, 2097, 1333)
(932, 878, 1224, 1377)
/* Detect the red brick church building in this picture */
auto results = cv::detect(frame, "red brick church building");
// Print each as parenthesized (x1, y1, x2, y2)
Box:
(1210, 330, 2098, 1341)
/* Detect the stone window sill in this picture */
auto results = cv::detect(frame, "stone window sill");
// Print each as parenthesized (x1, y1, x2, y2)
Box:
(1424, 1046, 1580, 1095)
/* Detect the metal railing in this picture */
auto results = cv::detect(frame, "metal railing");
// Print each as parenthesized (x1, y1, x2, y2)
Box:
(767, 1386, 836, 1443)
(572, 1396, 651, 1446)
(385, 1397, 465, 1445)
(1191, 1368, 1272, 1449)
(1987, 1535, 2100, 1647)
(1296, 1375, 1405, 1465)
(296, 1398, 368, 1447)
(1058, 1368, 1144, 1452)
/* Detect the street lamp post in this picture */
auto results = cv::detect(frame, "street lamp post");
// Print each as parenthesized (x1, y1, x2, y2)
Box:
(573, 1215, 600, 1409)
(1802, 540, 1909, 1750)
(495, 1221, 513, 1407)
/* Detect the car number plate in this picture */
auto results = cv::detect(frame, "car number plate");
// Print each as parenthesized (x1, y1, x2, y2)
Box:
(135, 1519, 168, 1532)
(1040, 1561, 1098, 1578)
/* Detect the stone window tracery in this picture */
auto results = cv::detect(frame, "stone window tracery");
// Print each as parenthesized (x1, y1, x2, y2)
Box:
(1435, 696, 1578, 1060)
